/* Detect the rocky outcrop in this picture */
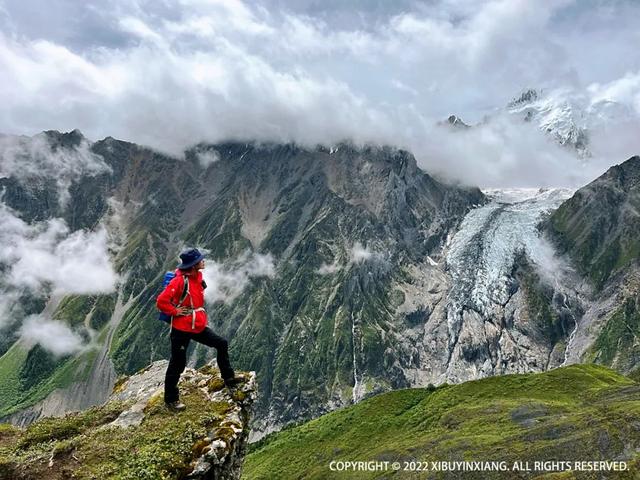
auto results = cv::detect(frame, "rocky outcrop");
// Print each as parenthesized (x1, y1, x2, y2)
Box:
(0, 361, 256, 480)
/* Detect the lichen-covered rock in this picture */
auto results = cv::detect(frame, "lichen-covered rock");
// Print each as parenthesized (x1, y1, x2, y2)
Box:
(0, 360, 256, 480)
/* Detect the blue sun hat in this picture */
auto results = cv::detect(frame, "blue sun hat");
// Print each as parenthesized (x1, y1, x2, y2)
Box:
(177, 248, 205, 270)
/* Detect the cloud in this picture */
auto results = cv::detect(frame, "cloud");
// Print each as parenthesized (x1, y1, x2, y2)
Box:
(417, 113, 586, 187)
(391, 79, 418, 97)
(201, 250, 276, 303)
(0, 132, 111, 205)
(317, 261, 341, 275)
(588, 72, 640, 112)
(0, 290, 21, 330)
(0, 202, 118, 294)
(0, 201, 117, 354)
(316, 242, 384, 275)
(194, 148, 221, 167)
(0, 0, 639, 186)
(527, 233, 575, 290)
(20, 315, 84, 356)
(350, 242, 375, 263)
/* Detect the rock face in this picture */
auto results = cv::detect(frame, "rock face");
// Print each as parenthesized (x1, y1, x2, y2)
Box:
(1, 128, 637, 446)
(0, 132, 485, 438)
(0, 360, 257, 480)
(547, 156, 640, 375)
(394, 188, 586, 390)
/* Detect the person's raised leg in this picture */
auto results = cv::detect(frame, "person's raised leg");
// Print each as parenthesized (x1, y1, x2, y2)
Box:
(192, 327, 240, 385)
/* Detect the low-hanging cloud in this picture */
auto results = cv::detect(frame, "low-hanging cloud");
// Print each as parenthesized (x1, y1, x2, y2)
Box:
(0, 201, 118, 354)
(317, 261, 341, 276)
(0, 132, 111, 206)
(316, 242, 384, 275)
(194, 148, 221, 167)
(419, 114, 587, 187)
(0, 203, 118, 294)
(201, 250, 276, 303)
(350, 242, 376, 264)
(20, 314, 84, 356)
(1, 1, 640, 187)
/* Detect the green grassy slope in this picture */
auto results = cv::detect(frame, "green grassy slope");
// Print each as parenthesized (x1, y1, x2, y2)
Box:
(0, 342, 98, 418)
(244, 364, 640, 480)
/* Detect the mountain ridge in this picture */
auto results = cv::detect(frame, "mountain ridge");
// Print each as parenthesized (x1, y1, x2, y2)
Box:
(1, 128, 638, 444)
(0, 130, 485, 438)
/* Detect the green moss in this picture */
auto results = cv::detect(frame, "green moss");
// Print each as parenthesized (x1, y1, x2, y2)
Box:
(18, 401, 127, 449)
(1, 368, 249, 480)
(231, 390, 247, 402)
(244, 364, 640, 480)
(208, 378, 225, 392)
(112, 375, 128, 394)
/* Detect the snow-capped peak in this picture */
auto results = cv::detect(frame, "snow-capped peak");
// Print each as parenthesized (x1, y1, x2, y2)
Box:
(506, 88, 590, 156)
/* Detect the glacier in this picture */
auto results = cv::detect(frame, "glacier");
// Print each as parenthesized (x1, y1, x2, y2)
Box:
(446, 188, 574, 315)
(434, 188, 577, 381)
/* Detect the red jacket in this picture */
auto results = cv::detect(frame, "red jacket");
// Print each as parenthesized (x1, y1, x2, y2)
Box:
(156, 269, 207, 333)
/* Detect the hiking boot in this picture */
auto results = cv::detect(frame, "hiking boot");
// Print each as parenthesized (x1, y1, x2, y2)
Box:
(224, 376, 243, 388)
(165, 401, 186, 412)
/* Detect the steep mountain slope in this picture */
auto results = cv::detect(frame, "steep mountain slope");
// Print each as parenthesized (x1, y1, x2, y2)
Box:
(109, 141, 487, 438)
(0, 132, 485, 437)
(4, 128, 636, 443)
(546, 156, 640, 375)
(244, 364, 640, 480)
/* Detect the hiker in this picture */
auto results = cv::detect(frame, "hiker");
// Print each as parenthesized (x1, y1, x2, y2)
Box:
(157, 248, 241, 411)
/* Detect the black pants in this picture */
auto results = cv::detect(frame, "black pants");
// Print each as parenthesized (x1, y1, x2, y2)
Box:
(164, 326, 235, 403)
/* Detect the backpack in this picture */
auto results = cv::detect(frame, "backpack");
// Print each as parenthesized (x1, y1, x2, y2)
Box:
(158, 271, 190, 324)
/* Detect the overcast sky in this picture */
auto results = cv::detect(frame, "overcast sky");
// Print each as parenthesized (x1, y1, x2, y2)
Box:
(1, 0, 639, 186)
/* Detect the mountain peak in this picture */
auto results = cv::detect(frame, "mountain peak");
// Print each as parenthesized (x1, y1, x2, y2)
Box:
(42, 129, 86, 148)
(507, 88, 540, 107)
(446, 114, 471, 129)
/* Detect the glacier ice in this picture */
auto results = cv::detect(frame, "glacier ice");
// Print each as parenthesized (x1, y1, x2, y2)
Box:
(446, 188, 574, 317)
